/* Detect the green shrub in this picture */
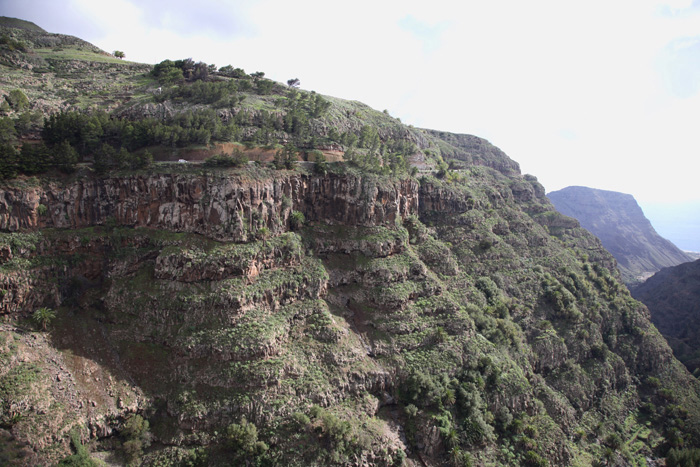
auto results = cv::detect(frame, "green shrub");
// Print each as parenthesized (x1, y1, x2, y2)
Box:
(524, 450, 548, 467)
(605, 433, 622, 449)
(226, 417, 268, 456)
(57, 429, 99, 466)
(5, 90, 28, 111)
(290, 211, 305, 230)
(203, 150, 248, 168)
(120, 414, 151, 465)
(291, 412, 310, 427)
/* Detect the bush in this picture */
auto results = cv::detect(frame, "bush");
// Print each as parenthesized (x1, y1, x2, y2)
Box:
(290, 211, 305, 230)
(605, 433, 622, 449)
(203, 150, 248, 168)
(291, 412, 310, 427)
(226, 417, 268, 456)
(120, 414, 151, 465)
(5, 90, 28, 111)
(57, 429, 99, 466)
(524, 450, 548, 467)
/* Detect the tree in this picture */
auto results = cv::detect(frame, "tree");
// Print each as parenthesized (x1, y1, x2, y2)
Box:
(18, 142, 51, 175)
(54, 140, 78, 173)
(0, 143, 18, 179)
(113, 50, 125, 59)
(287, 78, 300, 88)
(32, 307, 56, 331)
(151, 59, 184, 84)
(273, 143, 297, 170)
(226, 417, 268, 457)
(310, 149, 327, 174)
(121, 414, 151, 465)
(94, 143, 117, 174)
(192, 61, 209, 81)
(6, 89, 29, 111)
(256, 79, 274, 95)
(0, 117, 17, 144)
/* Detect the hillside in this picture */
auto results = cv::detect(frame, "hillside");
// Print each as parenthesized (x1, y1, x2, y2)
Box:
(1, 18, 700, 467)
(547, 186, 693, 286)
(632, 260, 700, 373)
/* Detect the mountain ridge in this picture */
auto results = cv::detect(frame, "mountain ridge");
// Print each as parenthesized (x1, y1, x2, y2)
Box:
(1, 17, 699, 466)
(547, 185, 693, 286)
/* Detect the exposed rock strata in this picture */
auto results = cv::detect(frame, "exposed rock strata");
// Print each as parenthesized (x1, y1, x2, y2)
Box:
(0, 173, 419, 241)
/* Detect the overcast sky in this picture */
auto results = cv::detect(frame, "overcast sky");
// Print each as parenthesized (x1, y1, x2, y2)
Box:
(1, 0, 699, 210)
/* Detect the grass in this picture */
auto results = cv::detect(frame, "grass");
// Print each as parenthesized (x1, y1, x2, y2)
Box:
(33, 47, 129, 64)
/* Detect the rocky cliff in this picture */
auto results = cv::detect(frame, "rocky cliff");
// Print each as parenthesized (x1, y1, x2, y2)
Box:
(1, 164, 699, 466)
(0, 170, 417, 241)
(547, 186, 693, 286)
(2, 17, 700, 467)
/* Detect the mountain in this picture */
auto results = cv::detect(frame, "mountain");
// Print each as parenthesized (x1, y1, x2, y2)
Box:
(547, 186, 694, 286)
(0, 17, 46, 32)
(2, 18, 700, 467)
(632, 260, 700, 373)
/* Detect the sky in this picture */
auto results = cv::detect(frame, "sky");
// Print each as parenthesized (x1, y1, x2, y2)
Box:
(2, 0, 700, 248)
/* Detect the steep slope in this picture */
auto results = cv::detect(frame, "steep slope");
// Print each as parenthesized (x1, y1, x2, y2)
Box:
(0, 17, 46, 32)
(632, 260, 700, 373)
(0, 17, 699, 467)
(547, 186, 693, 286)
(1, 165, 699, 466)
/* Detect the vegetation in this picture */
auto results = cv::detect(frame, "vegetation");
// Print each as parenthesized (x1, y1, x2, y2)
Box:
(226, 417, 268, 462)
(121, 414, 151, 465)
(0, 17, 699, 467)
(32, 307, 56, 331)
(667, 448, 700, 467)
(58, 430, 100, 466)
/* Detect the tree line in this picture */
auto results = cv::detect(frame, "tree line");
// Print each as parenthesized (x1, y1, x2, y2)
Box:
(0, 60, 417, 179)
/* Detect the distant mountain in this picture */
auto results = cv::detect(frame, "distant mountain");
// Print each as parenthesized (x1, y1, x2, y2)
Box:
(547, 186, 693, 285)
(633, 260, 700, 373)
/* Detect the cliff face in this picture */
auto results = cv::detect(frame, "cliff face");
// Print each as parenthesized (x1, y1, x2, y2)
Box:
(1, 166, 699, 466)
(547, 186, 693, 285)
(0, 171, 418, 241)
(633, 259, 700, 373)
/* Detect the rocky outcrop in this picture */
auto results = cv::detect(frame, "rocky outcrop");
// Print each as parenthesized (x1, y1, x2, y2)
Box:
(422, 130, 521, 176)
(0, 172, 419, 242)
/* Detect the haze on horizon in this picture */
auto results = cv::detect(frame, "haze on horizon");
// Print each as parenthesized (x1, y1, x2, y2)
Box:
(2, 0, 700, 249)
